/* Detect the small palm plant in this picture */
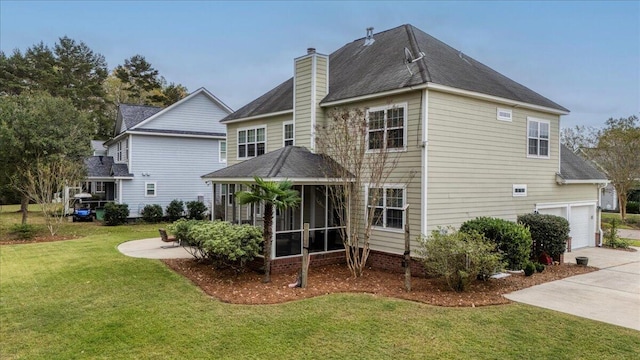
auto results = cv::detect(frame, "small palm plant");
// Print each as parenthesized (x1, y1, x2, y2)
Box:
(236, 176, 301, 283)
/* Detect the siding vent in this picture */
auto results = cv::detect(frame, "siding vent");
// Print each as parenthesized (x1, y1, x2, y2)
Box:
(513, 184, 527, 197)
(497, 108, 513, 122)
(364, 27, 375, 46)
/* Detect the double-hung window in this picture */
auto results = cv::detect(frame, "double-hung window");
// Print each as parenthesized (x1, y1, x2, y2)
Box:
(283, 122, 294, 146)
(145, 182, 157, 197)
(367, 103, 407, 151)
(219, 140, 227, 163)
(238, 127, 266, 159)
(95, 181, 105, 193)
(368, 186, 405, 230)
(527, 118, 550, 158)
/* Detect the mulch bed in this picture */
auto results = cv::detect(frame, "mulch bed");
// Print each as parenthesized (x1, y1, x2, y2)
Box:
(163, 259, 597, 307)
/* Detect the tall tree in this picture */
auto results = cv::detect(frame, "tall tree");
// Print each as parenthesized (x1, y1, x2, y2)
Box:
(114, 54, 162, 104)
(590, 115, 640, 220)
(0, 92, 93, 223)
(315, 107, 406, 277)
(236, 177, 301, 283)
(560, 125, 598, 152)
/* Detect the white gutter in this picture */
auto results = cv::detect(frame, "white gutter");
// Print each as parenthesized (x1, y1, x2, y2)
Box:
(200, 177, 353, 184)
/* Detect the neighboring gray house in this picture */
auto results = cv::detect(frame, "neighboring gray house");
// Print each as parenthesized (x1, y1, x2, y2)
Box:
(82, 87, 232, 218)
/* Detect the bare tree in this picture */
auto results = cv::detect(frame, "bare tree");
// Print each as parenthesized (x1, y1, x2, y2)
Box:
(316, 107, 406, 277)
(560, 125, 598, 151)
(20, 157, 86, 235)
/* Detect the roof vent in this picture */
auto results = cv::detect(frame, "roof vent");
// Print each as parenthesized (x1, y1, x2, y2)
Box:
(307, 48, 316, 55)
(364, 27, 375, 46)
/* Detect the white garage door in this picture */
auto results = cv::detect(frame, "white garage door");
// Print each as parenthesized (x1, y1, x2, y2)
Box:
(570, 206, 592, 249)
(538, 204, 594, 250)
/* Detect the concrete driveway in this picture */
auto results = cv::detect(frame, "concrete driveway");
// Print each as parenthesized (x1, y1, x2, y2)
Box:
(505, 246, 640, 331)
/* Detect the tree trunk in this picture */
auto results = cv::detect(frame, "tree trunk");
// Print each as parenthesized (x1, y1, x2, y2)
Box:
(263, 204, 273, 283)
(618, 192, 627, 221)
(20, 195, 29, 224)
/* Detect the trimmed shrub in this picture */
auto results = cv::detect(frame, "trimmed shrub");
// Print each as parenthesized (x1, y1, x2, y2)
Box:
(627, 201, 639, 215)
(186, 201, 208, 220)
(168, 219, 206, 259)
(166, 200, 185, 221)
(104, 203, 129, 226)
(176, 220, 263, 272)
(141, 204, 163, 223)
(460, 217, 532, 270)
(518, 213, 569, 261)
(10, 224, 37, 240)
(523, 261, 536, 276)
(417, 228, 504, 292)
(535, 262, 545, 273)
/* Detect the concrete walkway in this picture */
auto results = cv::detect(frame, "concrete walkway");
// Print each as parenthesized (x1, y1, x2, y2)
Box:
(117, 237, 194, 259)
(619, 228, 640, 240)
(505, 246, 640, 331)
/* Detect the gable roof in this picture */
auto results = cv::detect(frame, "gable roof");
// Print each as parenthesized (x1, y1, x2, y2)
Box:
(558, 145, 608, 183)
(223, 24, 567, 122)
(202, 146, 347, 182)
(114, 87, 233, 136)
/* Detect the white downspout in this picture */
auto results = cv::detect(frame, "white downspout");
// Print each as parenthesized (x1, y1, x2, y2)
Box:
(421, 89, 428, 235)
(597, 183, 606, 247)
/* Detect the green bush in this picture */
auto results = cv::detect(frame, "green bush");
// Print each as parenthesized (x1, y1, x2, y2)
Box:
(190, 221, 263, 271)
(518, 213, 569, 261)
(168, 219, 206, 259)
(603, 219, 629, 249)
(10, 224, 37, 240)
(535, 262, 545, 273)
(104, 203, 129, 226)
(523, 261, 536, 276)
(186, 201, 208, 220)
(460, 217, 532, 270)
(417, 228, 504, 292)
(141, 204, 164, 223)
(627, 201, 639, 215)
(166, 200, 185, 221)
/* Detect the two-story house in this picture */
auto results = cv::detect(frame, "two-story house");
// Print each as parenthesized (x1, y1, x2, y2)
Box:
(202, 25, 607, 272)
(82, 87, 233, 218)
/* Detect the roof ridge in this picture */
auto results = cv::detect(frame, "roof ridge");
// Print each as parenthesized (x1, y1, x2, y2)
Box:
(267, 146, 293, 178)
(404, 24, 431, 83)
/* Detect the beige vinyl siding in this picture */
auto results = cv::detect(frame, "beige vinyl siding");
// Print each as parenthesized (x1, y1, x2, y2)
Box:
(426, 90, 597, 231)
(314, 56, 329, 149)
(294, 57, 313, 148)
(225, 114, 292, 166)
(326, 91, 424, 255)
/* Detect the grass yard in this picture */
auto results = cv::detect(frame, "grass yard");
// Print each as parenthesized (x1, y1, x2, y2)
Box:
(602, 212, 640, 230)
(1, 207, 640, 359)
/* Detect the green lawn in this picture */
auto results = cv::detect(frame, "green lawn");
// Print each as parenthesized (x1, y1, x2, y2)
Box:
(1, 208, 640, 359)
(602, 212, 640, 230)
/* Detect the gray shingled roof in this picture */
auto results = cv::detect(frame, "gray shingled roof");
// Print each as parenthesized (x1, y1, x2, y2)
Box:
(202, 146, 347, 180)
(559, 146, 607, 181)
(223, 24, 567, 122)
(84, 156, 133, 178)
(119, 104, 163, 129)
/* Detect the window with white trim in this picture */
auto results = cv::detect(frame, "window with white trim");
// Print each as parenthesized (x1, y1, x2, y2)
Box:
(145, 182, 156, 197)
(527, 118, 550, 158)
(228, 184, 235, 205)
(283, 122, 294, 147)
(367, 104, 407, 151)
(116, 141, 123, 162)
(123, 139, 129, 161)
(219, 140, 227, 163)
(95, 181, 105, 193)
(238, 127, 266, 159)
(367, 186, 405, 230)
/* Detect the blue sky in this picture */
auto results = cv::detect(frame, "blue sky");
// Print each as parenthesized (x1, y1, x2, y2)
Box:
(1, 0, 638, 129)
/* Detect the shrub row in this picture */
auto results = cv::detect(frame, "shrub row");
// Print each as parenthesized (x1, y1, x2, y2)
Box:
(168, 219, 263, 272)
(627, 201, 639, 215)
(104, 203, 129, 226)
(517, 213, 569, 261)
